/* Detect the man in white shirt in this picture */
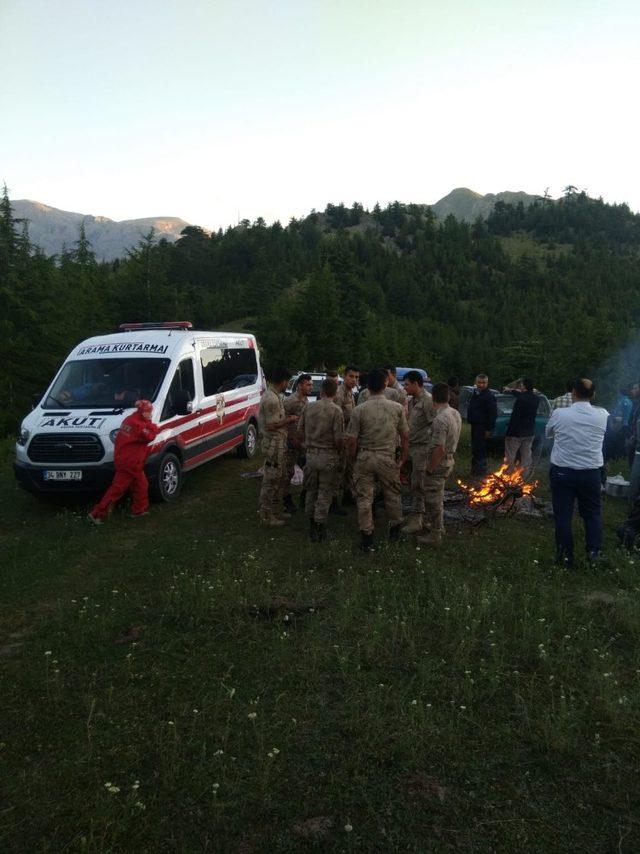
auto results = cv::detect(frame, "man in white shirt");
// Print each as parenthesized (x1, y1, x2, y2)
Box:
(545, 378, 609, 567)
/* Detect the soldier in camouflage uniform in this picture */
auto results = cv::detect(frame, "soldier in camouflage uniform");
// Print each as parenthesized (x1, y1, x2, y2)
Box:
(355, 372, 368, 405)
(358, 368, 406, 406)
(257, 367, 298, 526)
(283, 373, 312, 513)
(297, 378, 345, 541)
(345, 369, 410, 552)
(335, 364, 360, 506)
(402, 371, 436, 534)
(417, 382, 462, 546)
(384, 365, 408, 404)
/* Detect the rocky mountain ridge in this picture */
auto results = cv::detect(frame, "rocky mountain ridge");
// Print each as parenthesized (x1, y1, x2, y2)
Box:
(429, 187, 542, 222)
(12, 188, 543, 261)
(11, 200, 190, 262)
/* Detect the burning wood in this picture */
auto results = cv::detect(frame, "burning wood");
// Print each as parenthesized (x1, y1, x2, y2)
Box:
(457, 464, 538, 509)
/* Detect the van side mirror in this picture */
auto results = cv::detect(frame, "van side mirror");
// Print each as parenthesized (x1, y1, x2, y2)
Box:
(31, 393, 42, 410)
(173, 389, 192, 416)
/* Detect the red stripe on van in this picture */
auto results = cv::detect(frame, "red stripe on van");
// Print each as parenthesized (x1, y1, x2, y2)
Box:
(164, 394, 256, 430)
(199, 409, 244, 442)
(187, 435, 242, 467)
(149, 401, 259, 456)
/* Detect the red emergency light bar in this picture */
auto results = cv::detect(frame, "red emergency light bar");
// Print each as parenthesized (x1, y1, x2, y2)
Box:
(118, 322, 193, 332)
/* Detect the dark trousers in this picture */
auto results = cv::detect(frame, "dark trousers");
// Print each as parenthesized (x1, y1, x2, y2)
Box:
(471, 425, 488, 474)
(549, 465, 602, 563)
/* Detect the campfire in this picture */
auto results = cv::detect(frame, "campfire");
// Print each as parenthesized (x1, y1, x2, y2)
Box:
(440, 464, 550, 525)
(458, 464, 538, 509)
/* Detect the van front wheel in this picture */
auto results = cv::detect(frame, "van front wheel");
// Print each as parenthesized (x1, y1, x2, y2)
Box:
(150, 452, 183, 502)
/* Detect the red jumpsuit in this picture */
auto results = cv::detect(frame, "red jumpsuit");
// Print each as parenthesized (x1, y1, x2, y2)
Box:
(91, 412, 160, 519)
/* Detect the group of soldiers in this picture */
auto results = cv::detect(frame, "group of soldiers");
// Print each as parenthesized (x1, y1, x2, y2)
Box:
(257, 365, 462, 553)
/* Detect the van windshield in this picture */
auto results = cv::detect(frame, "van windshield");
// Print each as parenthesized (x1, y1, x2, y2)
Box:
(43, 358, 171, 409)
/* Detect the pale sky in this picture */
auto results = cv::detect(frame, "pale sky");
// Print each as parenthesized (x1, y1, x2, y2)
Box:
(2, 0, 639, 230)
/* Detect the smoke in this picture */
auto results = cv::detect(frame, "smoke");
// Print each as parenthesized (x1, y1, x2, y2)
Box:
(595, 330, 640, 409)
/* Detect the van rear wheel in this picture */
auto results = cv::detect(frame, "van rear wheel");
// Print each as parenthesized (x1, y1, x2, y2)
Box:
(150, 452, 183, 502)
(237, 422, 258, 459)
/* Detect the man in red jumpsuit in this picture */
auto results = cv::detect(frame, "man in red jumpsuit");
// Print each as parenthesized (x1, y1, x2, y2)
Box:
(89, 399, 160, 524)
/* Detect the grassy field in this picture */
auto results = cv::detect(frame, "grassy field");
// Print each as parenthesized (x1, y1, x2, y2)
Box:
(1, 432, 639, 853)
(499, 234, 574, 263)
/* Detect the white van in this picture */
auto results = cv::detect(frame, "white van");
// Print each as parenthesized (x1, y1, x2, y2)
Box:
(14, 322, 263, 501)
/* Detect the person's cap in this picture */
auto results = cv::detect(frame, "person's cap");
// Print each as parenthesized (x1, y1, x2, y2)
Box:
(135, 399, 153, 413)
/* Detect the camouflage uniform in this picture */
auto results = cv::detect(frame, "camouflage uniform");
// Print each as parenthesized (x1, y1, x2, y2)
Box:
(388, 377, 408, 403)
(283, 391, 308, 497)
(335, 383, 356, 496)
(346, 396, 409, 534)
(257, 384, 288, 520)
(405, 389, 435, 528)
(297, 399, 344, 522)
(423, 404, 462, 540)
(358, 386, 406, 406)
(335, 383, 355, 428)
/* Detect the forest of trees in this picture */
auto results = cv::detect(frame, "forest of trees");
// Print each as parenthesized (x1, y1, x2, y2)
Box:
(2, 185, 640, 434)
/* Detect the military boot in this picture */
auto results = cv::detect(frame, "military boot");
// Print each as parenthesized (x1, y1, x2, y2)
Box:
(359, 532, 375, 554)
(388, 522, 403, 543)
(316, 523, 331, 542)
(259, 512, 286, 527)
(283, 494, 298, 515)
(416, 531, 442, 547)
(401, 515, 423, 535)
(329, 497, 347, 516)
(309, 518, 319, 542)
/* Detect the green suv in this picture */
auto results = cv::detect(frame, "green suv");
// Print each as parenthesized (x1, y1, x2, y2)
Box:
(459, 386, 552, 457)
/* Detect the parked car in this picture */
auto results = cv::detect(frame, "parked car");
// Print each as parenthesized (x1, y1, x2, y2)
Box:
(458, 385, 552, 457)
(14, 322, 263, 502)
(492, 392, 553, 455)
(285, 372, 343, 402)
(395, 367, 429, 382)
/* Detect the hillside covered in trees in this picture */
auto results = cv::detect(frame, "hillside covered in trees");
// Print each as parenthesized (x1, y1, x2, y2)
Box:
(2, 186, 640, 434)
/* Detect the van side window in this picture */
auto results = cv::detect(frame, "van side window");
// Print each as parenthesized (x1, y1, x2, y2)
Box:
(161, 359, 195, 421)
(201, 347, 258, 396)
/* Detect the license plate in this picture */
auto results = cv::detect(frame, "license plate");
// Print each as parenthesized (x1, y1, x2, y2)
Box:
(43, 470, 83, 481)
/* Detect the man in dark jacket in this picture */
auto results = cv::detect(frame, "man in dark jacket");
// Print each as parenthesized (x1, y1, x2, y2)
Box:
(467, 374, 497, 475)
(503, 377, 540, 478)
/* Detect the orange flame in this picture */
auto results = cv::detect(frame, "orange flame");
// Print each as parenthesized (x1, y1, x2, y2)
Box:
(457, 464, 538, 506)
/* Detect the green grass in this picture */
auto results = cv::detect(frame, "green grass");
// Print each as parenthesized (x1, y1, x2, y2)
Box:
(499, 234, 574, 263)
(1, 432, 639, 852)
